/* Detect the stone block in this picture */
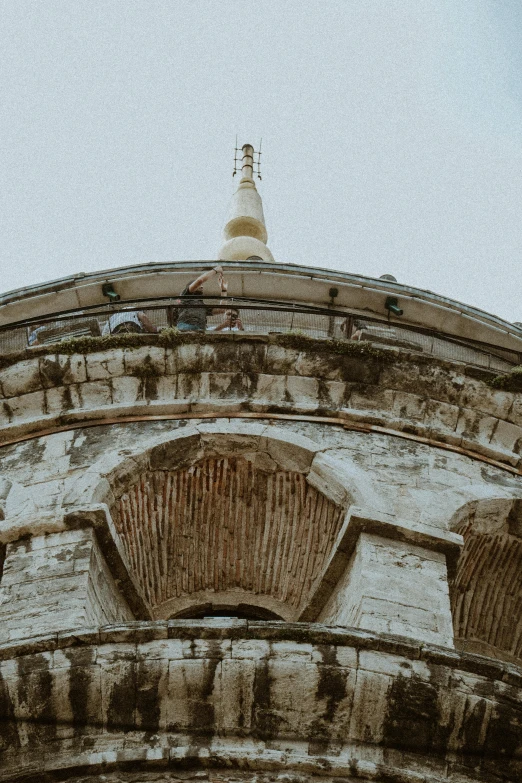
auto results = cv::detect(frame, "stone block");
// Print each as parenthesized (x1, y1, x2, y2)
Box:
(311, 644, 357, 668)
(455, 409, 497, 446)
(235, 342, 266, 373)
(215, 658, 255, 731)
(149, 430, 202, 471)
(294, 352, 345, 381)
(489, 418, 522, 454)
(348, 386, 394, 414)
(155, 375, 178, 401)
(3, 389, 46, 423)
(45, 384, 83, 415)
(459, 379, 513, 420)
(135, 657, 169, 731)
(0, 359, 41, 398)
(181, 638, 231, 659)
(136, 638, 184, 661)
(318, 380, 346, 409)
(204, 341, 241, 373)
(166, 658, 219, 731)
(507, 395, 522, 428)
(250, 373, 286, 406)
(389, 390, 427, 422)
(175, 343, 214, 374)
(231, 639, 271, 660)
(259, 429, 317, 473)
(307, 452, 357, 507)
(110, 376, 142, 406)
(270, 641, 313, 661)
(75, 381, 113, 410)
(349, 669, 390, 743)
(208, 372, 251, 400)
(62, 472, 111, 506)
(359, 650, 415, 678)
(96, 642, 137, 662)
(197, 421, 265, 458)
(424, 398, 460, 433)
(100, 657, 137, 729)
(285, 375, 320, 409)
(164, 347, 177, 375)
(123, 346, 166, 375)
(262, 659, 320, 735)
(39, 354, 87, 388)
(176, 372, 203, 402)
(266, 344, 300, 374)
(84, 349, 125, 381)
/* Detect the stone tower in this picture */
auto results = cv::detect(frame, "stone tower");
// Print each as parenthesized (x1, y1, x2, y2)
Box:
(0, 148, 521, 782)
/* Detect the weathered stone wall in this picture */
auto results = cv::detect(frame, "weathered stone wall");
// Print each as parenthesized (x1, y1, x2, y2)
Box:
(0, 417, 521, 659)
(1, 336, 522, 781)
(1, 418, 520, 539)
(0, 336, 521, 470)
(0, 621, 520, 783)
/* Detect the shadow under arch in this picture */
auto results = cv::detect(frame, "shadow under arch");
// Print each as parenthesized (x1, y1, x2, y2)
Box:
(449, 493, 522, 662)
(64, 422, 383, 622)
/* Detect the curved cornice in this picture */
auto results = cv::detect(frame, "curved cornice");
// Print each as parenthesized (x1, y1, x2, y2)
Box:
(1, 260, 521, 352)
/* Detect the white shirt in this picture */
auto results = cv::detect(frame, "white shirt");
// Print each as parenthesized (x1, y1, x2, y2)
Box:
(102, 311, 142, 336)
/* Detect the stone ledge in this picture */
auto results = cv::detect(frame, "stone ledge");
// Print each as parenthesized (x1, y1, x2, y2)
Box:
(0, 619, 519, 684)
(0, 744, 499, 783)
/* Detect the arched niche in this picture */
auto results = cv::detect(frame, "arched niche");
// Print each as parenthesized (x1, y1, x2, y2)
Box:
(449, 495, 522, 662)
(70, 424, 375, 622)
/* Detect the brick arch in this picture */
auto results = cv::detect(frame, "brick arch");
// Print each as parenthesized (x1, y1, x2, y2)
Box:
(73, 424, 378, 621)
(113, 455, 346, 620)
(450, 495, 522, 661)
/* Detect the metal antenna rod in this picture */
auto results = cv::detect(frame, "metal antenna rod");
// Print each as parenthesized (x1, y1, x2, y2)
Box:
(233, 139, 263, 180)
(233, 135, 241, 176)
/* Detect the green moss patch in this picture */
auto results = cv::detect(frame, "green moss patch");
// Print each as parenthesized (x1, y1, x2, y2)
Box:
(274, 332, 393, 361)
(0, 329, 395, 372)
(488, 366, 522, 392)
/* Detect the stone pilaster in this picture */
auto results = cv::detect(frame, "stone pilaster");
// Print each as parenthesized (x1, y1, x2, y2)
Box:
(0, 527, 133, 641)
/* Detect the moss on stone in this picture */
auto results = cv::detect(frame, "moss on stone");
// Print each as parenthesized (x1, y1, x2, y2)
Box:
(0, 330, 392, 371)
(488, 366, 522, 392)
(131, 355, 162, 379)
(0, 329, 509, 391)
(274, 332, 393, 360)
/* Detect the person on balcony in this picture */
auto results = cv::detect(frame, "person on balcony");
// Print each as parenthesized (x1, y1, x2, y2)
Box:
(102, 310, 158, 336)
(177, 266, 228, 332)
(211, 307, 244, 332)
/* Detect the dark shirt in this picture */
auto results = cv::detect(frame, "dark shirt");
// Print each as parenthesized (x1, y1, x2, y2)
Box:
(177, 283, 211, 330)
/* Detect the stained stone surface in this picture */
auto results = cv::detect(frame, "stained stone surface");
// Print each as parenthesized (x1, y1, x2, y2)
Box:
(0, 338, 522, 468)
(0, 418, 521, 660)
(0, 337, 521, 781)
(0, 621, 520, 783)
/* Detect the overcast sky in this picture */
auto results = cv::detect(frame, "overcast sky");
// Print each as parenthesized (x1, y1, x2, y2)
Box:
(1, 1, 522, 322)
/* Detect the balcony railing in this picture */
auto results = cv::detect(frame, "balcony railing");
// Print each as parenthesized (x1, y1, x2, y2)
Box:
(0, 295, 519, 373)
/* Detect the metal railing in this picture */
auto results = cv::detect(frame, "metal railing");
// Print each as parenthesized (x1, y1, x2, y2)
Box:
(0, 295, 519, 373)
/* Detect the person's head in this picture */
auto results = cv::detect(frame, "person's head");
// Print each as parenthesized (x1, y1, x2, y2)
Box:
(226, 308, 239, 322)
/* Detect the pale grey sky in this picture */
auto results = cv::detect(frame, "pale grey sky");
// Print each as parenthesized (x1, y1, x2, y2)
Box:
(1, 1, 522, 322)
